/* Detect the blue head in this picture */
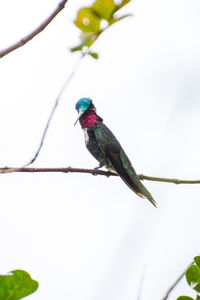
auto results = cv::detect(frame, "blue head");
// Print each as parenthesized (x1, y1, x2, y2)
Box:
(75, 97, 92, 112)
(74, 97, 93, 125)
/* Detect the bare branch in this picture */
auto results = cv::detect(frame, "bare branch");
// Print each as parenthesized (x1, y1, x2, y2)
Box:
(0, 167, 117, 176)
(161, 261, 193, 300)
(22, 54, 85, 168)
(136, 265, 146, 300)
(0, 0, 68, 59)
(139, 174, 200, 184)
(1, 167, 200, 185)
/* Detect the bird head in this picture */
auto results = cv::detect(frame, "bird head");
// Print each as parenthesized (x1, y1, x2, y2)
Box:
(74, 97, 94, 125)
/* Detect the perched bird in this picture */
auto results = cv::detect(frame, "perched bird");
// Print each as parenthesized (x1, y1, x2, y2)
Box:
(75, 97, 156, 207)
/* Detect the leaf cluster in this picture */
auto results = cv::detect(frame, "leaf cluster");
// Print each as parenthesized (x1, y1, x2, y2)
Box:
(177, 256, 200, 300)
(0, 270, 38, 300)
(71, 0, 132, 58)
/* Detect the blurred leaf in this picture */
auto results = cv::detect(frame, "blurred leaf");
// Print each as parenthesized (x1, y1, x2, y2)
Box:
(71, 0, 132, 54)
(70, 45, 83, 52)
(177, 297, 194, 300)
(115, 0, 132, 11)
(75, 8, 101, 33)
(0, 270, 38, 300)
(92, 0, 116, 21)
(194, 257, 200, 269)
(80, 32, 98, 47)
(89, 52, 99, 59)
(70, 33, 99, 53)
(194, 283, 200, 292)
(109, 14, 132, 25)
(186, 265, 200, 292)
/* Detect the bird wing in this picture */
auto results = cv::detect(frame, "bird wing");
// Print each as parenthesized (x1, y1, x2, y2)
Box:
(104, 143, 144, 196)
(94, 124, 156, 207)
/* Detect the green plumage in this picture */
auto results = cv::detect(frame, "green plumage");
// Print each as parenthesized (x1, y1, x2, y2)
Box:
(75, 97, 156, 207)
(89, 124, 156, 207)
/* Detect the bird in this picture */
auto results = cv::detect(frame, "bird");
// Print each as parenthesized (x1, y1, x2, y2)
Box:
(74, 97, 156, 207)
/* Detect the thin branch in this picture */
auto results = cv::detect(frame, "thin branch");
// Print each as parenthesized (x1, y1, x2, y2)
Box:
(22, 53, 85, 168)
(161, 261, 193, 300)
(136, 264, 146, 300)
(0, 167, 117, 176)
(0, 167, 200, 185)
(139, 174, 200, 184)
(0, 0, 68, 59)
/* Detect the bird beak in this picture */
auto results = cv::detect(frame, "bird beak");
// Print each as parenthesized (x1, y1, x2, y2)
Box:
(74, 109, 84, 126)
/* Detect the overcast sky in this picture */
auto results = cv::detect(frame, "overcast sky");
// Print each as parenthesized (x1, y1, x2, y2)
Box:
(0, 0, 200, 299)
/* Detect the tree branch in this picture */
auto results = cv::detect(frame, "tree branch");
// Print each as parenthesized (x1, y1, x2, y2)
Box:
(22, 54, 85, 167)
(139, 174, 200, 184)
(161, 261, 193, 300)
(136, 265, 146, 300)
(0, 167, 200, 185)
(0, 167, 117, 176)
(0, 0, 68, 59)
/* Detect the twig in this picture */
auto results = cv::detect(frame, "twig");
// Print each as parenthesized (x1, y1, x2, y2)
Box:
(0, 167, 200, 185)
(22, 53, 85, 167)
(161, 261, 193, 300)
(0, 0, 68, 59)
(0, 167, 117, 176)
(139, 174, 200, 184)
(136, 264, 146, 300)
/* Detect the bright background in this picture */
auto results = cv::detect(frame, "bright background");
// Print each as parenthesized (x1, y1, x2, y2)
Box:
(0, 0, 200, 299)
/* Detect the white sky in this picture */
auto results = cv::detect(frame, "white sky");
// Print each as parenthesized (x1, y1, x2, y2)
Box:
(0, 0, 200, 299)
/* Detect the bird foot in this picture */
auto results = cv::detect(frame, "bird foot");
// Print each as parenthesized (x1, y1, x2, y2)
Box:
(94, 166, 100, 170)
(92, 166, 100, 176)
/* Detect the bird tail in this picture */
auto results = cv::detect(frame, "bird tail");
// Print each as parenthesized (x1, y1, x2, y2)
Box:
(137, 185, 157, 207)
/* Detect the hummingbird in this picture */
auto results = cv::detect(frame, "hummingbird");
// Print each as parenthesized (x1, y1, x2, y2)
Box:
(74, 97, 156, 207)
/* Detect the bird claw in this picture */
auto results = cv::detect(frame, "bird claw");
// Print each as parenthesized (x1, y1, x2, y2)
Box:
(92, 166, 100, 176)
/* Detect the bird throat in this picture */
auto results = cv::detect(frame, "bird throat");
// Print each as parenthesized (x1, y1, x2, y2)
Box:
(79, 109, 103, 128)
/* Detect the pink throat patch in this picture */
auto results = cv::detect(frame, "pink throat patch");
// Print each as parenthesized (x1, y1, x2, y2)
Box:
(80, 110, 102, 128)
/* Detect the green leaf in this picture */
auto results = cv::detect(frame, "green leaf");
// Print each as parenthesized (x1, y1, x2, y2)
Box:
(0, 270, 38, 300)
(109, 14, 132, 25)
(115, 0, 132, 11)
(89, 52, 99, 59)
(194, 283, 200, 292)
(80, 32, 98, 47)
(186, 265, 200, 292)
(176, 297, 194, 300)
(92, 0, 116, 21)
(71, 0, 132, 55)
(194, 257, 200, 269)
(70, 45, 83, 52)
(70, 33, 99, 53)
(74, 8, 101, 33)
